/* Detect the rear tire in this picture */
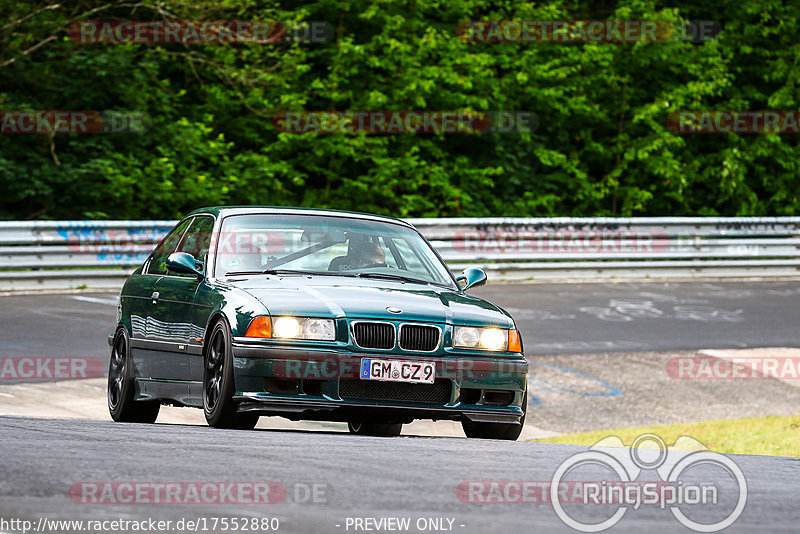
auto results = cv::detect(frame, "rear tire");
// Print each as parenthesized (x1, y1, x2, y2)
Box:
(107, 328, 160, 423)
(462, 390, 527, 440)
(203, 319, 259, 430)
(347, 421, 403, 437)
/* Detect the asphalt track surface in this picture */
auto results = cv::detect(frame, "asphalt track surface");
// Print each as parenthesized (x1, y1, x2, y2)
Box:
(1, 280, 800, 369)
(477, 280, 800, 354)
(1, 280, 799, 532)
(1, 416, 797, 533)
(3, 280, 800, 433)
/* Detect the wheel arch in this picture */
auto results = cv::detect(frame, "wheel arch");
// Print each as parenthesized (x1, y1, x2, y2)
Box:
(202, 311, 229, 348)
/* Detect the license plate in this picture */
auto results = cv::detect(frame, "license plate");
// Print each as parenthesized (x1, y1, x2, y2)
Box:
(360, 358, 435, 384)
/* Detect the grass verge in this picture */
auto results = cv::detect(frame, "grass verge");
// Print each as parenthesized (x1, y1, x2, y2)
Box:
(535, 415, 800, 456)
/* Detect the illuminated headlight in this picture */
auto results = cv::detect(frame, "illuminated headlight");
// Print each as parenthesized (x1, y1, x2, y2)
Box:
(273, 317, 335, 341)
(273, 317, 301, 338)
(453, 326, 509, 351)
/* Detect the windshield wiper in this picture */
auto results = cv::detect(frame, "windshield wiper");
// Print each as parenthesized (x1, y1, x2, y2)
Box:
(226, 269, 358, 277)
(289, 270, 358, 277)
(225, 269, 307, 276)
(356, 272, 431, 285)
(225, 269, 431, 285)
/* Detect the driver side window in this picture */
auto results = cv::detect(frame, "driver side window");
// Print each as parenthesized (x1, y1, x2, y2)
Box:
(145, 218, 193, 276)
(177, 216, 215, 265)
(166, 215, 216, 277)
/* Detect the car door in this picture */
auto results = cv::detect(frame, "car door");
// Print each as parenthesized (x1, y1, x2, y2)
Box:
(176, 214, 217, 385)
(148, 215, 215, 382)
(128, 217, 193, 379)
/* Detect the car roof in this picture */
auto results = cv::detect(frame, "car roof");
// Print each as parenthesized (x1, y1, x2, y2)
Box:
(186, 206, 414, 228)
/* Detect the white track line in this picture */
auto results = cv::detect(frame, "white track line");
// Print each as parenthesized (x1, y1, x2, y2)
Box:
(69, 296, 118, 306)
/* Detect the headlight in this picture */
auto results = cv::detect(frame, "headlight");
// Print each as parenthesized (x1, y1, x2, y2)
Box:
(301, 318, 337, 340)
(453, 326, 480, 348)
(479, 328, 506, 350)
(453, 326, 509, 351)
(245, 316, 336, 341)
(273, 317, 301, 338)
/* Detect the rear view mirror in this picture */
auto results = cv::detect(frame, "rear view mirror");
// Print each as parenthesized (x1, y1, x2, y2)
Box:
(456, 267, 488, 291)
(301, 228, 347, 243)
(166, 252, 204, 277)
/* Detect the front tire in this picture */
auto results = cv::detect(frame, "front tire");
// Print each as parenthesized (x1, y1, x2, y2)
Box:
(462, 390, 527, 440)
(347, 421, 403, 437)
(203, 319, 259, 430)
(107, 328, 160, 423)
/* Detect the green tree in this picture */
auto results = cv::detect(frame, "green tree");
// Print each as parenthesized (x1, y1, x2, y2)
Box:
(0, 0, 797, 219)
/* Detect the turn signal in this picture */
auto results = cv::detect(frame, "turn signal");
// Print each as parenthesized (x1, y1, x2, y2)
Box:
(244, 316, 272, 338)
(508, 329, 522, 352)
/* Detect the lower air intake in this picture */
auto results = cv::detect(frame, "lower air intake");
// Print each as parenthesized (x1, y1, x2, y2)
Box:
(339, 379, 451, 405)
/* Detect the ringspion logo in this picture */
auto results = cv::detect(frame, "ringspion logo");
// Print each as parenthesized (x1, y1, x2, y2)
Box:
(550, 434, 747, 532)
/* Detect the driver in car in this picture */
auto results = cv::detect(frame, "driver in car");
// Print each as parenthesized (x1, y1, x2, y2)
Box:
(352, 241, 387, 269)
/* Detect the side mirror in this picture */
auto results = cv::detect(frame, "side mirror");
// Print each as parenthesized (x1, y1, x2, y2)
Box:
(166, 252, 204, 277)
(456, 267, 487, 291)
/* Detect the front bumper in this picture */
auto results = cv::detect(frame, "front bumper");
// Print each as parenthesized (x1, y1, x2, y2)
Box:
(231, 342, 528, 424)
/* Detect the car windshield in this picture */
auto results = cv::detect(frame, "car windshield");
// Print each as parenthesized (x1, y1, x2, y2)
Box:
(214, 213, 455, 287)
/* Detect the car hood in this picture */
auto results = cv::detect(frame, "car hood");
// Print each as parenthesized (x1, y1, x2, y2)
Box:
(229, 275, 513, 327)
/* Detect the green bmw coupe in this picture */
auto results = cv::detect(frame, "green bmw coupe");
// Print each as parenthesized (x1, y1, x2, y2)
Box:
(108, 207, 528, 439)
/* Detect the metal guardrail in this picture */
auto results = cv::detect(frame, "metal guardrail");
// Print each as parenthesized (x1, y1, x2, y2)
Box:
(0, 217, 799, 290)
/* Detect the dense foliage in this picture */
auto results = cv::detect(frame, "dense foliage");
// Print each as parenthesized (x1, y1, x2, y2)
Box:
(1, 0, 798, 219)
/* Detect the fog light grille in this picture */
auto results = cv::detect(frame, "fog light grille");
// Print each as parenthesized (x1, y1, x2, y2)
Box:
(482, 390, 515, 406)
